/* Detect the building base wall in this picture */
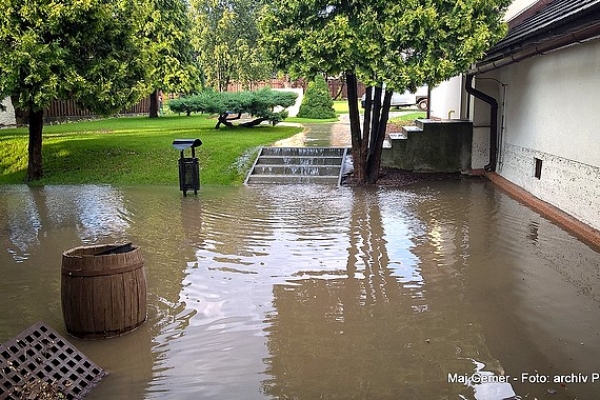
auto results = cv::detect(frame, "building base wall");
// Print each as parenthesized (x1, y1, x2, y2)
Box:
(497, 142, 600, 232)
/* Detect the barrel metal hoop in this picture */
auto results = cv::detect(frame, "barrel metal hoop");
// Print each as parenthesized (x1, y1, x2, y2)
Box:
(66, 318, 147, 340)
(62, 260, 144, 277)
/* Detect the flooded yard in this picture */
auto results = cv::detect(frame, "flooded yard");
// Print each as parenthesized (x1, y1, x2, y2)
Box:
(1, 181, 599, 399)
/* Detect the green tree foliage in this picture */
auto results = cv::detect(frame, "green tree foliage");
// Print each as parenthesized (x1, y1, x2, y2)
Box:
(297, 75, 336, 119)
(0, 0, 148, 181)
(189, 0, 273, 92)
(136, 0, 201, 117)
(260, 0, 511, 183)
(168, 89, 298, 127)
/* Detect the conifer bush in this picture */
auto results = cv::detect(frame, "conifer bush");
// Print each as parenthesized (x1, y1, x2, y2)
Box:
(168, 89, 297, 128)
(297, 76, 337, 119)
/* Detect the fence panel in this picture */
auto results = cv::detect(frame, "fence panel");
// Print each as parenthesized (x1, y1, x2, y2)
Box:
(327, 80, 366, 100)
(226, 79, 298, 92)
(14, 97, 151, 124)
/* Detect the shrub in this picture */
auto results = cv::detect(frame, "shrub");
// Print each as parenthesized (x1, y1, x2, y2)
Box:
(168, 89, 298, 128)
(297, 75, 337, 119)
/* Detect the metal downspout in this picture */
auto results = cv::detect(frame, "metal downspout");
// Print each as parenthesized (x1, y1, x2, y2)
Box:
(465, 74, 498, 172)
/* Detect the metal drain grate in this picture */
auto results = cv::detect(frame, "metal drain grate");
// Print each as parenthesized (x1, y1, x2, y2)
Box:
(0, 321, 106, 400)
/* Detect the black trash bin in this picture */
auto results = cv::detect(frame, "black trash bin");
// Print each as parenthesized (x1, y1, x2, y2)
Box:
(172, 139, 202, 196)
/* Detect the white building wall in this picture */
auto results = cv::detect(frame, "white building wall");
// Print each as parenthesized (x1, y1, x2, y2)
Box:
(273, 88, 303, 117)
(480, 39, 600, 231)
(504, 0, 541, 21)
(0, 97, 16, 127)
(469, 77, 502, 171)
(430, 76, 463, 120)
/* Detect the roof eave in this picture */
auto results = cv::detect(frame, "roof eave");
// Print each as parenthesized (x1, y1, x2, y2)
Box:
(468, 20, 600, 75)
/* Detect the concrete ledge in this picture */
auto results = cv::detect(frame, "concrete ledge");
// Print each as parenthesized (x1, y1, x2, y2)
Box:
(385, 132, 406, 149)
(486, 172, 600, 251)
(383, 119, 472, 173)
(401, 125, 422, 135)
(388, 132, 407, 140)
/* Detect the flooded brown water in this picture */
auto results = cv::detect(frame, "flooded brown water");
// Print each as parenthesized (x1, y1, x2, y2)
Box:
(1, 181, 600, 399)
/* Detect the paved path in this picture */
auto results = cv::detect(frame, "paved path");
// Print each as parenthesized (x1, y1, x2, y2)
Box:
(274, 112, 412, 148)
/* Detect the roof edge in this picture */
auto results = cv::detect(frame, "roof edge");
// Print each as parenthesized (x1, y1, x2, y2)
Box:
(507, 0, 555, 29)
(468, 21, 600, 74)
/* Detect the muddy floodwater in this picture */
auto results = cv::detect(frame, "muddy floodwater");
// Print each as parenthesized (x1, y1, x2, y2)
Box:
(1, 181, 600, 399)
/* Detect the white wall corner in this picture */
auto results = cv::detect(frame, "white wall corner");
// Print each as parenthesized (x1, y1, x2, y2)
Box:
(0, 97, 16, 127)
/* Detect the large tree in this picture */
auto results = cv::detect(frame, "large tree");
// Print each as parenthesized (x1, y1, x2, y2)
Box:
(0, 0, 149, 181)
(260, 0, 511, 183)
(136, 0, 200, 118)
(189, 0, 273, 92)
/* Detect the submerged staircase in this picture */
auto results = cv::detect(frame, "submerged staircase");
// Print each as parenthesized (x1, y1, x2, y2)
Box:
(245, 147, 348, 184)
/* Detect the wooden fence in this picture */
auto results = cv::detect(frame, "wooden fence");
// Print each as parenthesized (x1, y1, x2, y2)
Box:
(226, 78, 367, 100)
(14, 97, 151, 125)
(326, 80, 367, 100)
(13, 79, 364, 124)
(226, 78, 290, 92)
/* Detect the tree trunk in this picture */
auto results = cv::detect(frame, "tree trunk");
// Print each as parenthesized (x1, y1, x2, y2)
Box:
(333, 81, 345, 100)
(149, 89, 159, 118)
(26, 108, 44, 182)
(361, 86, 372, 167)
(345, 71, 366, 183)
(239, 117, 268, 127)
(215, 112, 234, 129)
(215, 111, 242, 129)
(369, 86, 383, 151)
(366, 91, 393, 183)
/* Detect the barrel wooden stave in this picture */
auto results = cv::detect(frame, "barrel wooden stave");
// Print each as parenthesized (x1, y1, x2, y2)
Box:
(61, 244, 147, 339)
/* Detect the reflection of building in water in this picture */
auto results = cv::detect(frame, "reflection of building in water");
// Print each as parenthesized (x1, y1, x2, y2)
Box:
(485, 185, 600, 398)
(262, 186, 514, 399)
(43, 185, 131, 242)
(0, 186, 41, 261)
(0, 185, 132, 263)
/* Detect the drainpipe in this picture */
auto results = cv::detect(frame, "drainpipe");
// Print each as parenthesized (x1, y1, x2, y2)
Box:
(465, 74, 498, 172)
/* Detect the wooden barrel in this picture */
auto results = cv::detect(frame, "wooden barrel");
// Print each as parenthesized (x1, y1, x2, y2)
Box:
(61, 243, 147, 339)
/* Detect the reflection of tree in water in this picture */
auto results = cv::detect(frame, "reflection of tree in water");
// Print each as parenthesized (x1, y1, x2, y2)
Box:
(0, 185, 134, 336)
(120, 187, 203, 330)
(73, 187, 206, 398)
(262, 186, 508, 399)
(0, 186, 169, 397)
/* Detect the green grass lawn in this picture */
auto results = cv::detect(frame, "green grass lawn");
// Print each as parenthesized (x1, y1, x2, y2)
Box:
(389, 112, 427, 125)
(333, 100, 423, 115)
(287, 100, 423, 123)
(333, 100, 351, 114)
(0, 114, 302, 185)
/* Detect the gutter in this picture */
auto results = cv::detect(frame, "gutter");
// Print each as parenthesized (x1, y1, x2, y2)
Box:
(469, 21, 600, 75)
(465, 74, 498, 172)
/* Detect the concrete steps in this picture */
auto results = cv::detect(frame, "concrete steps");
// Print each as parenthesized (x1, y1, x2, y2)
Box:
(245, 147, 348, 185)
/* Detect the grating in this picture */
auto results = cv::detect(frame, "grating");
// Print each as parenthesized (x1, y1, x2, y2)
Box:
(0, 321, 106, 400)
